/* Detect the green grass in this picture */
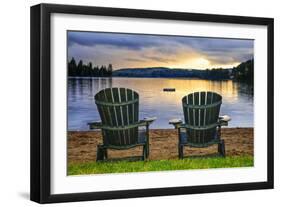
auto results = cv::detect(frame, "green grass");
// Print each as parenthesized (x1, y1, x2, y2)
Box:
(68, 155, 253, 175)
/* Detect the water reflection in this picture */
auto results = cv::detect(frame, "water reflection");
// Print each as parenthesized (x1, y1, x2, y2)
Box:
(68, 77, 253, 130)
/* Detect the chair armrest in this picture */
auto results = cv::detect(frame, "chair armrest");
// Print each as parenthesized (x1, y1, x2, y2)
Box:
(140, 117, 157, 125)
(88, 121, 102, 130)
(169, 118, 183, 129)
(218, 115, 231, 126)
(88, 119, 156, 130)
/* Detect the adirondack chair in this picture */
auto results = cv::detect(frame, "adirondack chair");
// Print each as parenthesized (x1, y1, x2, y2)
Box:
(169, 91, 231, 159)
(88, 88, 156, 161)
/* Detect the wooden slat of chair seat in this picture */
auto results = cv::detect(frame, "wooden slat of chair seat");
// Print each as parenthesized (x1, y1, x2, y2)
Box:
(95, 99, 138, 106)
(179, 130, 221, 148)
(97, 129, 147, 150)
(92, 121, 147, 131)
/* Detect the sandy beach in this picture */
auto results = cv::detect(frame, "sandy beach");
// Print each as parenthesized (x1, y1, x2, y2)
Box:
(67, 128, 253, 164)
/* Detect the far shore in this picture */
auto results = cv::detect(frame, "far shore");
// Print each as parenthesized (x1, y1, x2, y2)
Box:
(68, 76, 233, 81)
(68, 128, 253, 164)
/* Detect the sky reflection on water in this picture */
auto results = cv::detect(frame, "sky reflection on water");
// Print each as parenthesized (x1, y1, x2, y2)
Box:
(68, 77, 253, 130)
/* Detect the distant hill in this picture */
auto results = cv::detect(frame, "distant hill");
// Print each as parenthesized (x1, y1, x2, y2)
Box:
(113, 67, 192, 78)
(113, 67, 231, 80)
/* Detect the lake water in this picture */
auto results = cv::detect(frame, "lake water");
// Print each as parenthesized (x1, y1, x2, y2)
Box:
(68, 77, 253, 130)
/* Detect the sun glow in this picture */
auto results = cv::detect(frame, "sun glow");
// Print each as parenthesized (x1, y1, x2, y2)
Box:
(168, 57, 240, 70)
(193, 58, 210, 68)
(168, 57, 211, 69)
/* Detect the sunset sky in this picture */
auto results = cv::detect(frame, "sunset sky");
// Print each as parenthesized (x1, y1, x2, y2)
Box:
(67, 31, 254, 70)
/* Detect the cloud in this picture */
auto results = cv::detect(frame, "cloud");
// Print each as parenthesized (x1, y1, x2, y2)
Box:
(67, 31, 253, 69)
(141, 55, 176, 63)
(68, 32, 164, 50)
(124, 58, 144, 62)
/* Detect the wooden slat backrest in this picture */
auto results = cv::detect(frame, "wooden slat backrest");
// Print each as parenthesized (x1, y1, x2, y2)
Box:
(182, 91, 222, 145)
(95, 88, 139, 146)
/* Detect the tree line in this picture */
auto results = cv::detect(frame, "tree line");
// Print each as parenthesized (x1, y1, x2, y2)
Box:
(204, 59, 253, 83)
(232, 59, 254, 83)
(67, 57, 254, 84)
(201, 68, 230, 80)
(68, 57, 113, 77)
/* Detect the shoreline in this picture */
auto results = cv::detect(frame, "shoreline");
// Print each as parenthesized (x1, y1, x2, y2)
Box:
(68, 76, 233, 81)
(68, 128, 253, 164)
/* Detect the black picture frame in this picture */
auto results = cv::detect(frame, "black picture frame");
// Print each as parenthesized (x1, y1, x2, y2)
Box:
(30, 3, 274, 204)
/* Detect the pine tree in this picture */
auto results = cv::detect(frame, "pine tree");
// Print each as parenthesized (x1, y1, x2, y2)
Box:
(77, 60, 83, 76)
(108, 64, 113, 76)
(68, 57, 77, 76)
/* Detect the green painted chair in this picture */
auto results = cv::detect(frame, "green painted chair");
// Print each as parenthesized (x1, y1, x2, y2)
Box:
(88, 88, 156, 161)
(169, 91, 231, 159)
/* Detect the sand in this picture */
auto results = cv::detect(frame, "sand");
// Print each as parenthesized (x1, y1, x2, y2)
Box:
(67, 128, 253, 164)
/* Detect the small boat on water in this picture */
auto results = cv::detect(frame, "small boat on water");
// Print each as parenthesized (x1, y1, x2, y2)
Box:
(163, 88, 176, 92)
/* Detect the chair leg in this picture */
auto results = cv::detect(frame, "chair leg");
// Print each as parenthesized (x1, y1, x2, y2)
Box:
(179, 145, 184, 159)
(142, 145, 147, 161)
(146, 143, 149, 158)
(96, 145, 105, 161)
(218, 139, 226, 157)
(104, 148, 108, 159)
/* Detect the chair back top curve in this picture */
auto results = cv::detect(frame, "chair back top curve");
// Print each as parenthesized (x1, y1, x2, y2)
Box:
(182, 91, 222, 145)
(95, 88, 139, 146)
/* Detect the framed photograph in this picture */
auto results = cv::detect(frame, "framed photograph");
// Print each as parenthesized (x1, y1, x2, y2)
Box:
(30, 3, 274, 203)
